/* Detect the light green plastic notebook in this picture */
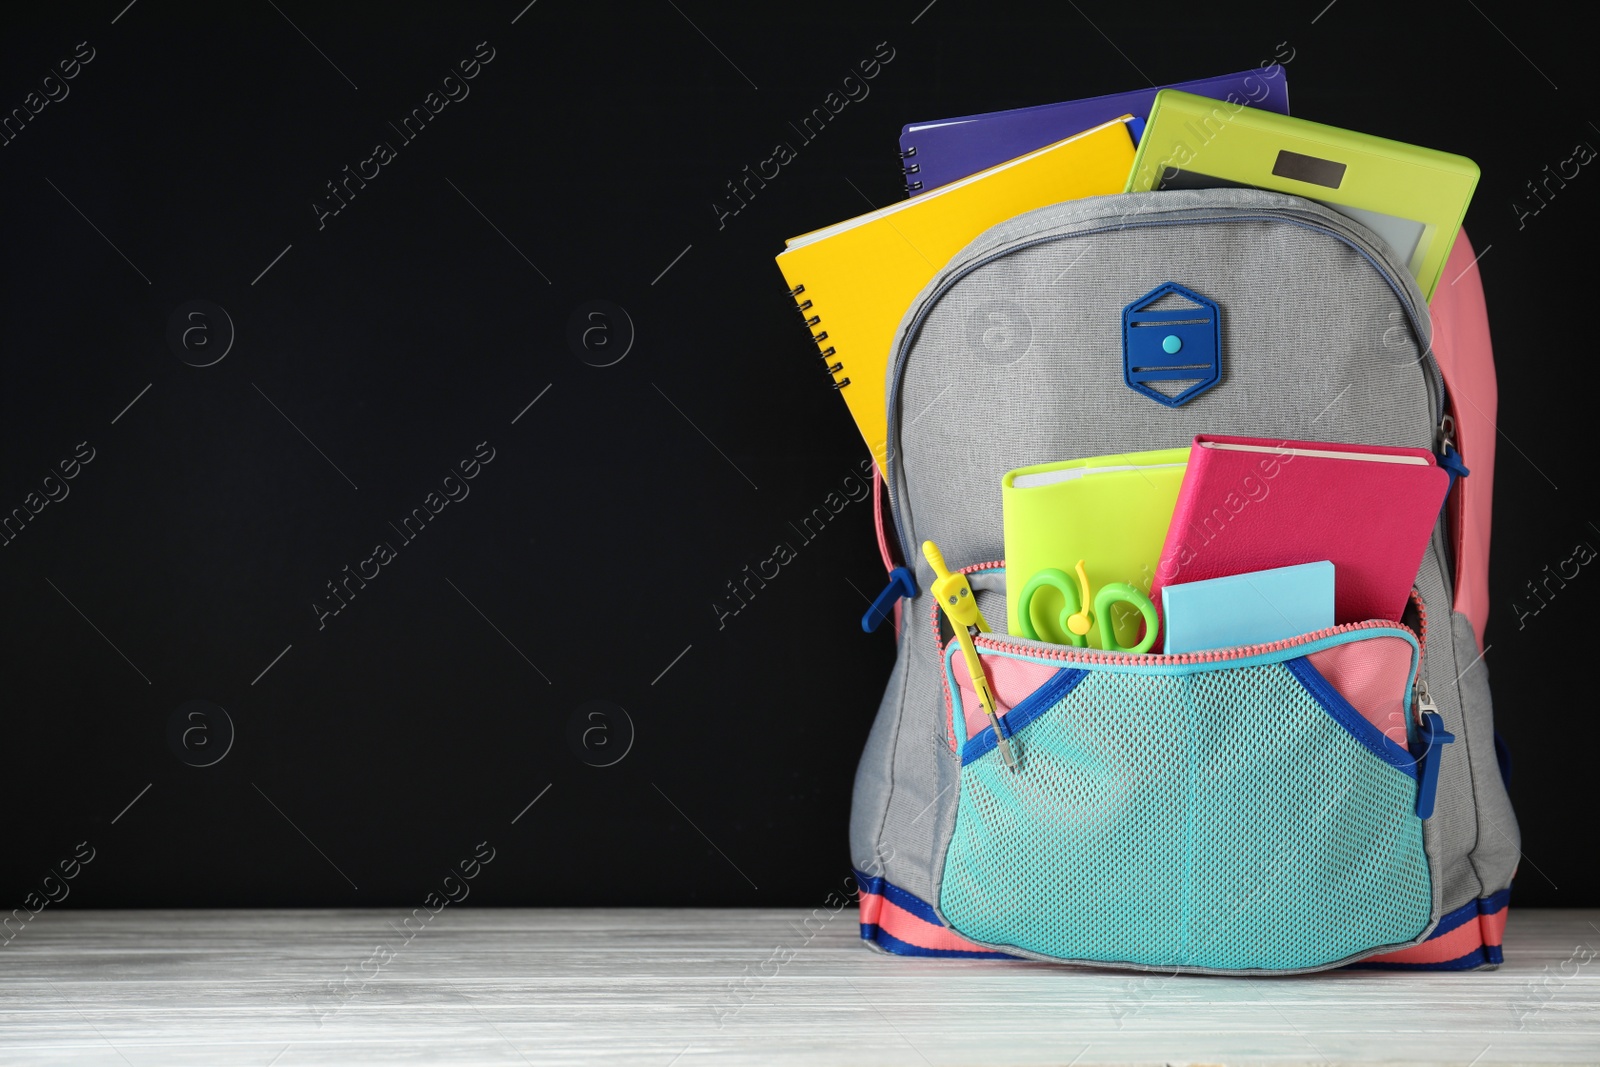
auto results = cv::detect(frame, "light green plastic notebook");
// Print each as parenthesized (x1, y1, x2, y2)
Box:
(1002, 447, 1190, 647)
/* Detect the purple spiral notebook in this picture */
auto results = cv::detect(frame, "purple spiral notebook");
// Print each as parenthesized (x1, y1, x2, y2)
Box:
(899, 68, 1291, 196)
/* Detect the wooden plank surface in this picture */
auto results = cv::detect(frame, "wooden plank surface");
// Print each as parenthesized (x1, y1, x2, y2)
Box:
(1, 908, 1596, 1065)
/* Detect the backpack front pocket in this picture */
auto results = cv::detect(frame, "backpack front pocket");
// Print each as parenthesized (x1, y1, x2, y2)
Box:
(936, 625, 1437, 972)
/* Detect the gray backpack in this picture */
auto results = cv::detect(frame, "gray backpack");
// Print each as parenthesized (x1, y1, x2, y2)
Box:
(850, 188, 1517, 973)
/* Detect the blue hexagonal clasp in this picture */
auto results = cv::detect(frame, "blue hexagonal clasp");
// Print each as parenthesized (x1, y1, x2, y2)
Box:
(1121, 282, 1221, 408)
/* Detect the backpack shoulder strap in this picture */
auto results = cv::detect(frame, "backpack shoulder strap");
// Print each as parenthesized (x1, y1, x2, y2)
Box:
(1428, 228, 1497, 647)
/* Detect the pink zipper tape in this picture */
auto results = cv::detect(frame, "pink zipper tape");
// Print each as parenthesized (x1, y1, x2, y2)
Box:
(936, 559, 1422, 668)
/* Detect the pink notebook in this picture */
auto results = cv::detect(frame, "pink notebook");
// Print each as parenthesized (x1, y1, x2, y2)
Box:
(1151, 434, 1450, 627)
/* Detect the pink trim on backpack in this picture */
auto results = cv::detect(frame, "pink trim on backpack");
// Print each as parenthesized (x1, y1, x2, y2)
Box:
(1363, 896, 1508, 967)
(858, 890, 998, 954)
(1428, 229, 1496, 648)
(872, 465, 906, 637)
(1480, 904, 1509, 949)
(872, 464, 894, 572)
(1368, 918, 1484, 965)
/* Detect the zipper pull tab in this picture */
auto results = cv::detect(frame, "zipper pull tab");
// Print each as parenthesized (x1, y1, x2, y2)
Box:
(1409, 676, 1454, 819)
(1434, 415, 1469, 491)
(861, 566, 918, 633)
(1436, 414, 1456, 453)
(1414, 675, 1435, 722)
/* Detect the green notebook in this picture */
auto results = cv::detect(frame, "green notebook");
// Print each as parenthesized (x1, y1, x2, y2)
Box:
(1002, 447, 1190, 647)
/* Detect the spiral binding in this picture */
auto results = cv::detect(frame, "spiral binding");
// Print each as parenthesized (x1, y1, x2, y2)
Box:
(899, 144, 922, 194)
(787, 282, 849, 389)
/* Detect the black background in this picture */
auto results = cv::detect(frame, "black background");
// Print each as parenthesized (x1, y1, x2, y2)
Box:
(1, 0, 1592, 909)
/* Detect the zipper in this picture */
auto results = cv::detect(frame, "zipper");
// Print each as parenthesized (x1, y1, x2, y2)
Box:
(966, 616, 1413, 670)
(938, 559, 1423, 671)
(885, 205, 1446, 563)
(1406, 586, 1431, 733)
(941, 559, 1430, 776)
(1410, 587, 1429, 659)
(1432, 414, 1463, 586)
(1413, 673, 1436, 727)
(1409, 670, 1455, 818)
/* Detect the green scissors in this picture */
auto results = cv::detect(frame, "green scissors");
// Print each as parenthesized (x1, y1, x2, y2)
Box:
(1017, 559, 1159, 653)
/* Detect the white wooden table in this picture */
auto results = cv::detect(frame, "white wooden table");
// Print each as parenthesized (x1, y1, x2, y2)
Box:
(1, 909, 1595, 1065)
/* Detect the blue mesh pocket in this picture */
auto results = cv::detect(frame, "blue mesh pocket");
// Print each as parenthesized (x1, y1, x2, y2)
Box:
(938, 643, 1433, 971)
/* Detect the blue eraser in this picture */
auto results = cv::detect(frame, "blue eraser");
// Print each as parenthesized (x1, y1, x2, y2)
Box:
(1161, 561, 1335, 654)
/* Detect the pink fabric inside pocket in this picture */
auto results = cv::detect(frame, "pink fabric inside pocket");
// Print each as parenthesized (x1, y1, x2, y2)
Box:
(950, 650, 1059, 744)
(1304, 635, 1415, 748)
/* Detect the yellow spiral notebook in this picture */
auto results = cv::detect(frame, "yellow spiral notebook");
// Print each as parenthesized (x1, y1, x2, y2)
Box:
(776, 117, 1138, 473)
